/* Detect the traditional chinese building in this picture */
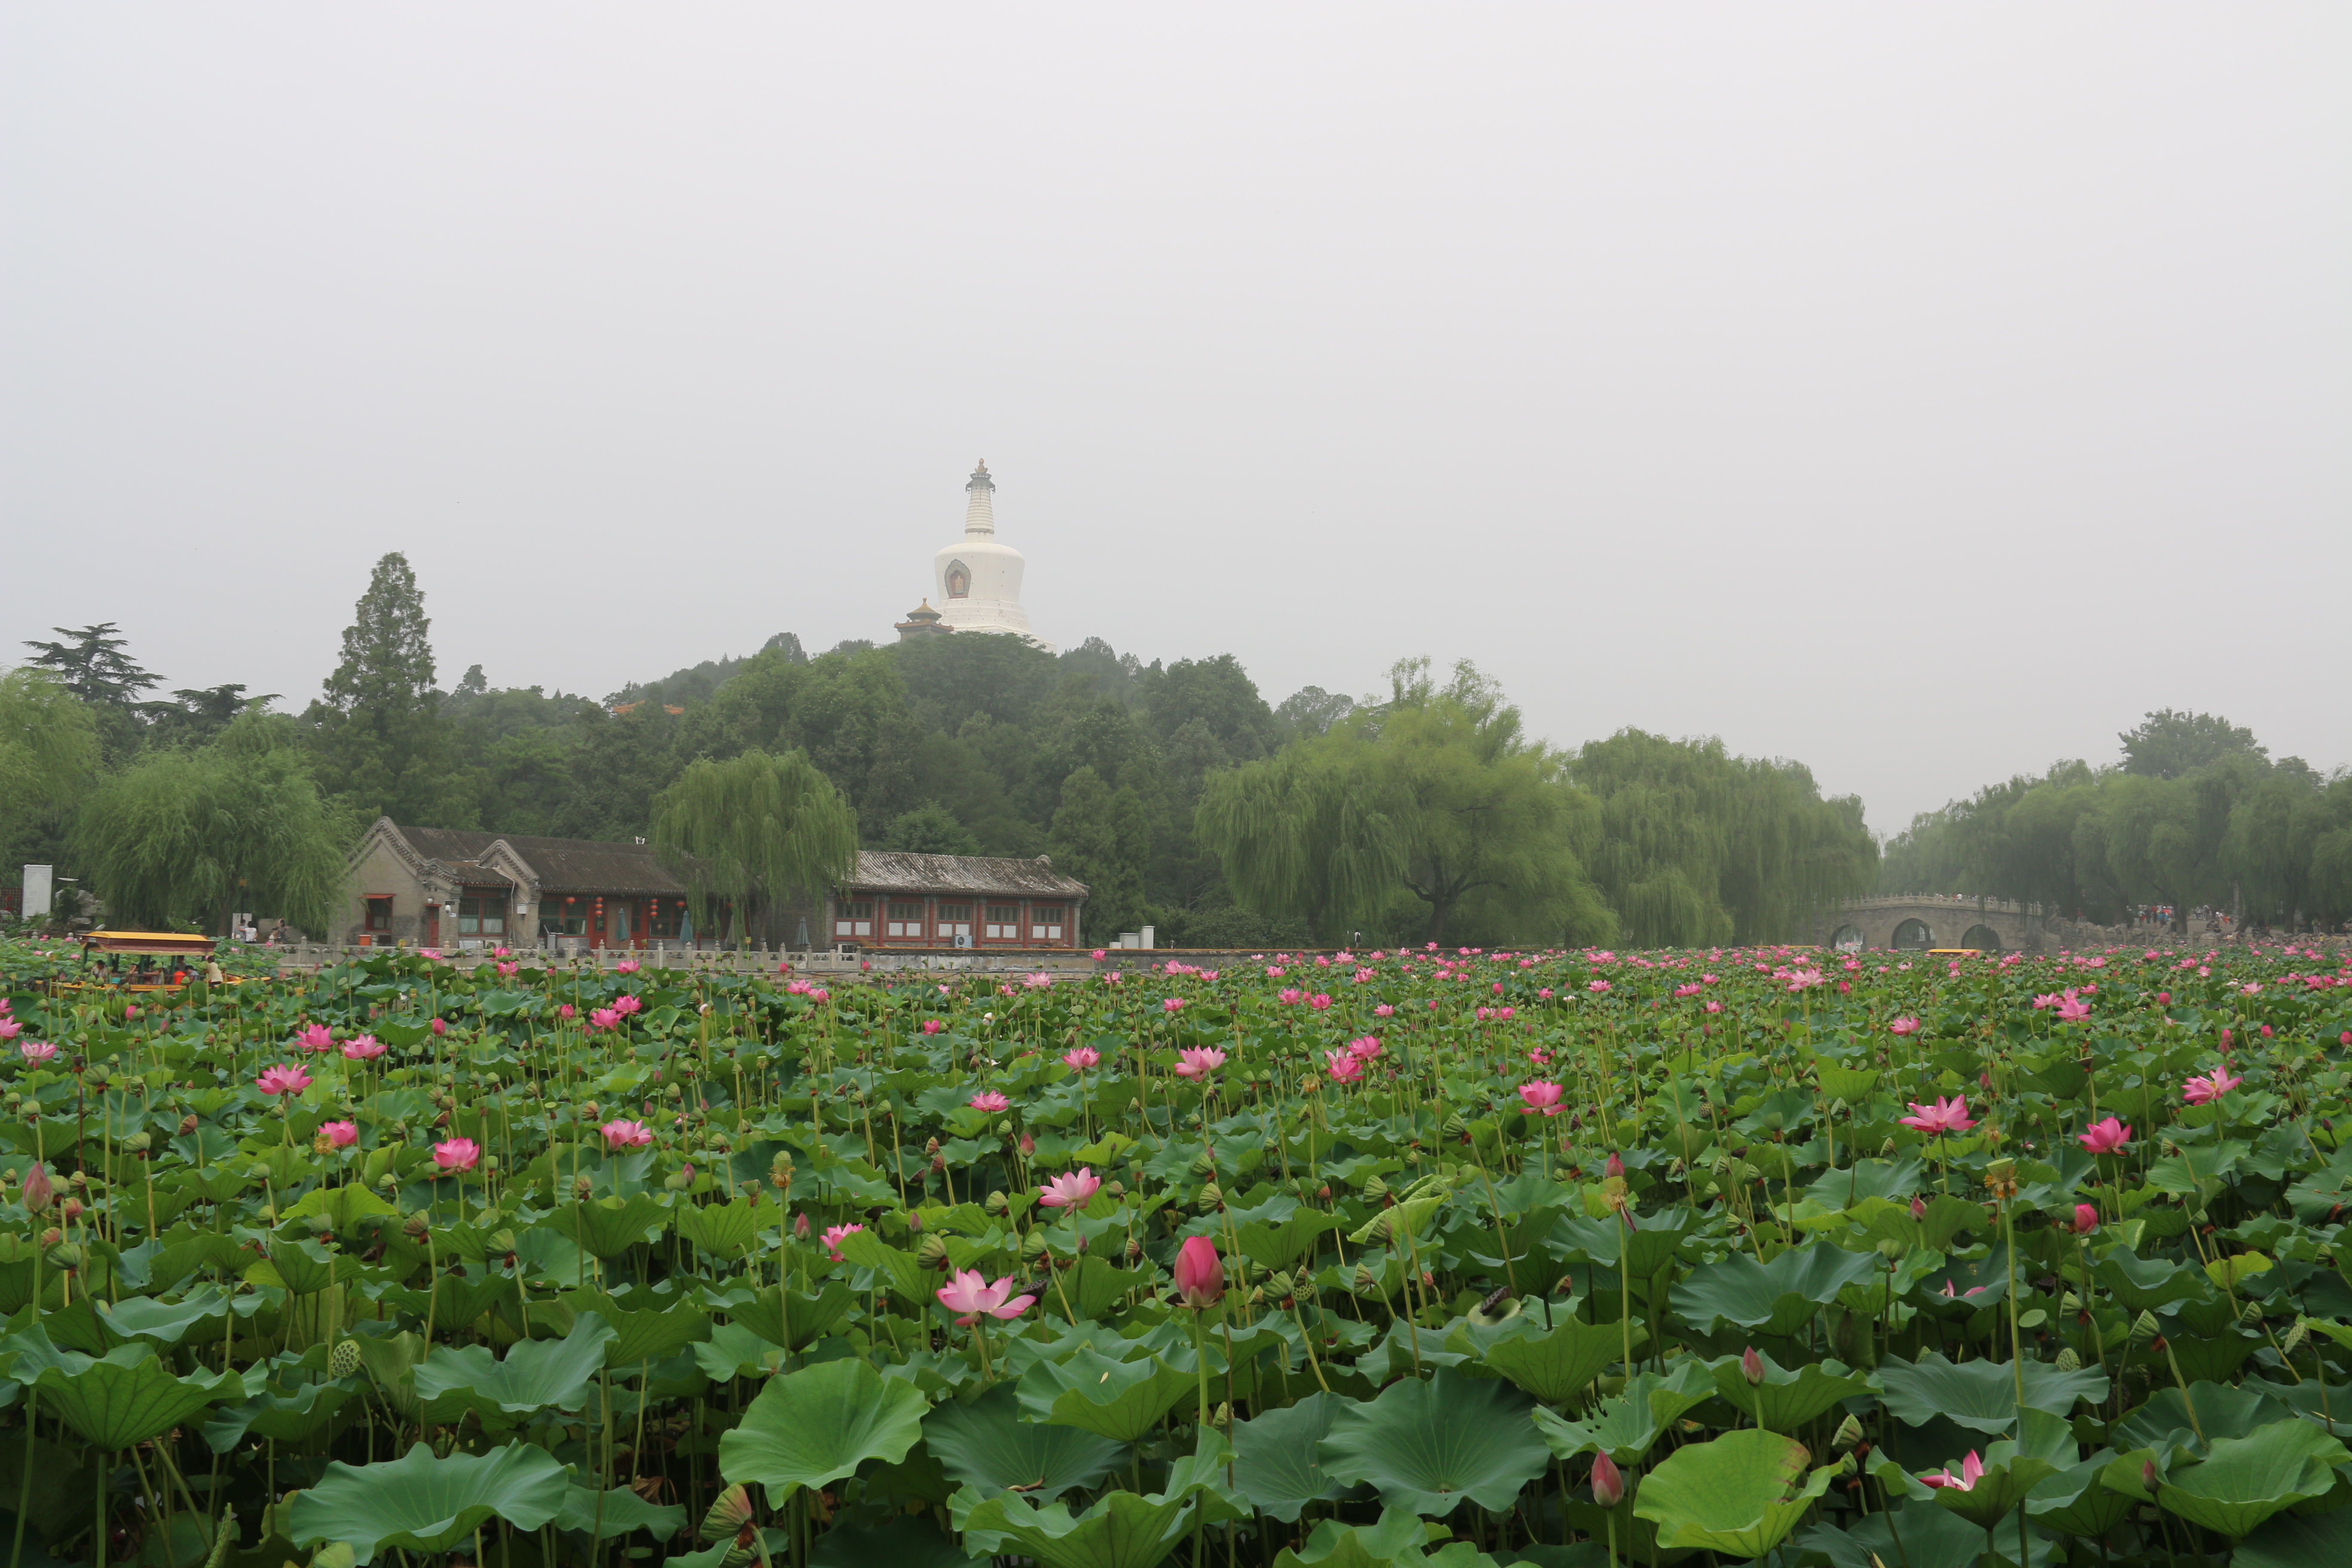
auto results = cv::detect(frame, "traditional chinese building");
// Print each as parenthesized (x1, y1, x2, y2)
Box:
(343, 819, 708, 951)
(826, 851, 1087, 950)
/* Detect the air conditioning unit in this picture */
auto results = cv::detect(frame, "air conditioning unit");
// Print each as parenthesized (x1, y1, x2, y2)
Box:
(955, 934, 973, 949)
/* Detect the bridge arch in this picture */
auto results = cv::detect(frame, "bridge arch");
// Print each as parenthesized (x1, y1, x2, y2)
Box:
(1829, 924, 1863, 952)
(1960, 923, 2003, 952)
(1892, 918, 1934, 951)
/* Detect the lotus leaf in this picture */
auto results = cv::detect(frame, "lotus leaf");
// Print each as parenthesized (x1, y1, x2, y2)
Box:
(1017, 1346, 1197, 1443)
(1632, 1428, 1836, 1559)
(1231, 1391, 1355, 1522)
(1318, 1368, 1550, 1517)
(924, 1382, 1128, 1500)
(288, 1441, 570, 1565)
(411, 1310, 616, 1424)
(1877, 1350, 2108, 1433)
(1674, 1243, 1881, 1337)
(719, 1356, 930, 1504)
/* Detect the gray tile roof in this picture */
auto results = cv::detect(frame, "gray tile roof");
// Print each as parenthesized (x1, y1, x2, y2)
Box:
(849, 851, 1087, 899)
(395, 827, 691, 896)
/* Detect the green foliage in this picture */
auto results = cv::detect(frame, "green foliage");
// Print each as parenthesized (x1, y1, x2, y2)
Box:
(718, 1357, 929, 1505)
(651, 749, 860, 945)
(307, 552, 469, 824)
(71, 713, 348, 934)
(288, 1442, 570, 1564)
(1630, 1429, 1836, 1559)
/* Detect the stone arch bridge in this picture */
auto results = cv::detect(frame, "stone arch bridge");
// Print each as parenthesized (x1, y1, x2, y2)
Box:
(1806, 895, 2044, 954)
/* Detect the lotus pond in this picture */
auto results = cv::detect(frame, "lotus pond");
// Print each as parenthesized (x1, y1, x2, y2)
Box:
(0, 937, 2349, 1568)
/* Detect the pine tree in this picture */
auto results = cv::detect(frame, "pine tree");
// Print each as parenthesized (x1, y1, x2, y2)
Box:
(308, 553, 466, 825)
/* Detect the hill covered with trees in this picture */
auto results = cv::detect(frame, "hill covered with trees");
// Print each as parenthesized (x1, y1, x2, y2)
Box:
(7, 552, 1889, 946)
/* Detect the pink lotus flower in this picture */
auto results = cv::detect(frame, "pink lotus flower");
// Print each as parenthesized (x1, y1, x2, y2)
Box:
(1323, 1049, 1364, 1083)
(1062, 1045, 1100, 1071)
(1040, 1167, 1101, 1208)
(1889, 1017, 1920, 1036)
(589, 1007, 621, 1031)
(602, 1118, 653, 1150)
(255, 1064, 312, 1097)
(969, 1091, 1010, 1113)
(430, 1017, 447, 1035)
(613, 994, 643, 1016)
(1519, 1080, 1565, 1117)
(1347, 1035, 1382, 1060)
(1703, 1000, 1723, 1014)
(922, 1019, 944, 1035)
(1173, 1234, 1225, 1309)
(937, 1268, 1035, 1325)
(821, 1222, 862, 1260)
(1372, 1003, 1395, 1017)
(320, 1120, 359, 1148)
(1161, 997, 1187, 1013)
(2070, 1203, 2099, 1234)
(2078, 1116, 2132, 1155)
(342, 1035, 386, 1062)
(616, 958, 640, 974)
(294, 1023, 334, 1054)
(0, 1021, 15, 1043)
(2182, 1069, 2242, 1105)
(433, 1137, 480, 1172)
(1587, 979, 1611, 993)
(1899, 1095, 1975, 1136)
(495, 961, 518, 977)
(1173, 1047, 1226, 1080)
(1920, 1451, 1985, 1491)
(18, 1041, 58, 1065)
(2055, 991, 2092, 1024)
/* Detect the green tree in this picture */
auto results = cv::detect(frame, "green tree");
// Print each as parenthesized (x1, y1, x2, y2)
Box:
(309, 553, 466, 825)
(650, 749, 859, 946)
(21, 623, 157, 706)
(1049, 766, 1152, 939)
(1202, 659, 1616, 946)
(73, 714, 347, 934)
(2119, 709, 2266, 779)
(881, 801, 983, 856)
(0, 669, 101, 873)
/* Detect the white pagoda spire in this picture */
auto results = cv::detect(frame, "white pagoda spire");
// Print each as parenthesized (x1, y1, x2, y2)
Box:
(963, 460, 996, 538)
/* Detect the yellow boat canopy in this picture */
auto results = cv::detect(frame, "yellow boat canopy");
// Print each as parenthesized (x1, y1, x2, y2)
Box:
(82, 931, 217, 957)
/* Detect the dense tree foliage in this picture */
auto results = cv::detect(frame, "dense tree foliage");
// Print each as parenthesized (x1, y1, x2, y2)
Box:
(649, 749, 860, 946)
(15, 555, 1906, 944)
(1878, 711, 2352, 931)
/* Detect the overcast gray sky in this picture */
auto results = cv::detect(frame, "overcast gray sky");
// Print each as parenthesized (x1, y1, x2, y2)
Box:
(5, 6, 2345, 833)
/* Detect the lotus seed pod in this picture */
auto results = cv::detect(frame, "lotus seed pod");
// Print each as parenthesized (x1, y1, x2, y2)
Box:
(1196, 1182, 1223, 1213)
(1124, 1237, 1142, 1262)
(1105, 1181, 1126, 1199)
(1359, 1174, 1389, 1204)
(1020, 1231, 1049, 1264)
(2054, 1348, 2082, 1372)
(1832, 1414, 1865, 1451)
(573, 1174, 594, 1200)
(2060, 1292, 2082, 1314)
(2283, 1320, 2311, 1357)
(1441, 1112, 1467, 1140)
(1265, 1270, 1296, 1301)
(1353, 1263, 1381, 1295)
(45, 1242, 82, 1272)
(327, 1339, 364, 1379)
(995, 1119, 1013, 1138)
(403, 1214, 431, 1242)
(916, 1234, 950, 1269)
(985, 1191, 1010, 1216)
(1212, 1401, 1231, 1429)
(122, 1131, 151, 1154)
(1191, 1152, 1218, 1177)
(2240, 1301, 2265, 1327)
(2131, 1310, 2160, 1348)
(663, 1170, 692, 1192)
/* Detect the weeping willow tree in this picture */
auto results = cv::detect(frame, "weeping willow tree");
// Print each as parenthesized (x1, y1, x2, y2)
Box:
(1200, 659, 1617, 946)
(0, 668, 100, 861)
(1568, 729, 1877, 946)
(650, 749, 859, 946)
(73, 714, 348, 934)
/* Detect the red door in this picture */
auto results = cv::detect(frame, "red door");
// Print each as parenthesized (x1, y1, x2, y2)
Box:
(423, 907, 441, 948)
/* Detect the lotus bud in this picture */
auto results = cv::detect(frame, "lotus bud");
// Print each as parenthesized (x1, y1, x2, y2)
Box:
(1741, 1346, 1765, 1384)
(2131, 1310, 2160, 1348)
(20, 1162, 52, 1215)
(1125, 1236, 1142, 1262)
(1605, 1152, 1625, 1179)
(328, 1339, 364, 1379)
(793, 1211, 812, 1237)
(1832, 1414, 1865, 1451)
(916, 1234, 950, 1269)
(2141, 1459, 2159, 1493)
(1589, 1451, 1625, 1508)
(1909, 1196, 1926, 1221)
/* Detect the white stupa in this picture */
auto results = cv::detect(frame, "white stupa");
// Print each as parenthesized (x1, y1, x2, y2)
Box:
(929, 460, 1053, 652)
